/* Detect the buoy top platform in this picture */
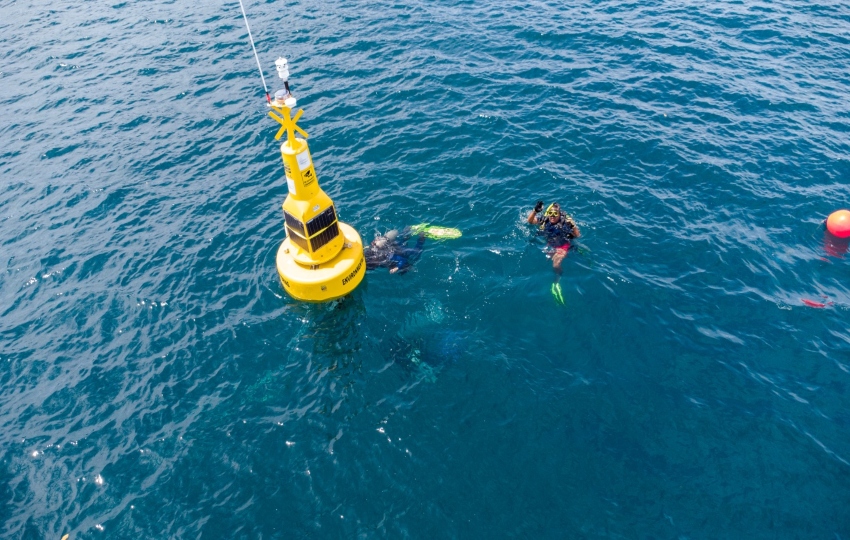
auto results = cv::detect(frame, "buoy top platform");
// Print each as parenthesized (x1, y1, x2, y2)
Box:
(268, 59, 365, 302)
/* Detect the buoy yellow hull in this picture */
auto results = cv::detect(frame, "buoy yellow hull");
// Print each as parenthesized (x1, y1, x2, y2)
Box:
(276, 222, 365, 302)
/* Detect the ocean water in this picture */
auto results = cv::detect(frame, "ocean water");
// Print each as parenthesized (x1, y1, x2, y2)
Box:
(2, 0, 850, 537)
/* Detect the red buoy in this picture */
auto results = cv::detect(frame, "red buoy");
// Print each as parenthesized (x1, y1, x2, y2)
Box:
(826, 210, 850, 238)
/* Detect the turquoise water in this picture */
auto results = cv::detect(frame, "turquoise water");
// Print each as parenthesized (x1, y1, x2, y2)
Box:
(2, 0, 850, 537)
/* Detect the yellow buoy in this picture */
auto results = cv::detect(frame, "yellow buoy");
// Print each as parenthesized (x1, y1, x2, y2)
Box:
(267, 91, 364, 302)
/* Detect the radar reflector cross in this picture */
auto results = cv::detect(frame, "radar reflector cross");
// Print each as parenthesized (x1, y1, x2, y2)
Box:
(269, 105, 309, 142)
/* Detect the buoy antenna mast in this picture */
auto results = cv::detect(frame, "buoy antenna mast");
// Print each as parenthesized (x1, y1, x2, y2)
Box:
(237, 0, 271, 103)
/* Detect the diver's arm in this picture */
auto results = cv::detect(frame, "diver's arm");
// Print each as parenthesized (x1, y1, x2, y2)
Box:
(387, 252, 407, 274)
(527, 200, 544, 224)
(388, 253, 408, 274)
(568, 219, 581, 238)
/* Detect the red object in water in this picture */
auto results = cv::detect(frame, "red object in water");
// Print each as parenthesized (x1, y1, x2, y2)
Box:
(823, 229, 849, 258)
(801, 298, 834, 308)
(826, 210, 850, 238)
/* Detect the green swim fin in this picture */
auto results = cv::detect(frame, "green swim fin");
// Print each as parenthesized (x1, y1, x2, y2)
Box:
(551, 282, 565, 305)
(410, 223, 462, 240)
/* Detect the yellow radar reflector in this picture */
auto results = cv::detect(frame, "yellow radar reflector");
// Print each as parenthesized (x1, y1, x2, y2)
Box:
(268, 105, 309, 142)
(268, 110, 287, 140)
(293, 124, 309, 139)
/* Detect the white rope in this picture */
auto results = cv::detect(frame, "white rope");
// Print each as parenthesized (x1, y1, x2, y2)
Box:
(237, 0, 269, 99)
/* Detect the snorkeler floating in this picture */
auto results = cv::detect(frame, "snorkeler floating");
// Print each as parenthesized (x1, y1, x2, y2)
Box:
(527, 201, 581, 305)
(365, 227, 427, 274)
(365, 224, 462, 275)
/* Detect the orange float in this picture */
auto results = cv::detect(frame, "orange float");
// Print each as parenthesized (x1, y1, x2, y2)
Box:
(826, 210, 850, 238)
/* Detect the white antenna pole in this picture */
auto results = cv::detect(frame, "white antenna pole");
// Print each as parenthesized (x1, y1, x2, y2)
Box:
(238, 0, 271, 103)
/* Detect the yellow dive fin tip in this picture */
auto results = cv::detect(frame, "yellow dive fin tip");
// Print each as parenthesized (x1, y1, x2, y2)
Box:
(410, 224, 462, 239)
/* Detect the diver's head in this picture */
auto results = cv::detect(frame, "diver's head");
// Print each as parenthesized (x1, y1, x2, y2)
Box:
(372, 235, 388, 248)
(384, 229, 399, 242)
(546, 203, 561, 221)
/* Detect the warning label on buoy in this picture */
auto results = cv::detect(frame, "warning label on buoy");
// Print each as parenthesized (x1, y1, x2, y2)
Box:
(296, 150, 311, 171)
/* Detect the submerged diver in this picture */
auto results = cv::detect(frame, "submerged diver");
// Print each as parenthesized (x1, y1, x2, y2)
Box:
(527, 200, 581, 304)
(364, 227, 426, 274)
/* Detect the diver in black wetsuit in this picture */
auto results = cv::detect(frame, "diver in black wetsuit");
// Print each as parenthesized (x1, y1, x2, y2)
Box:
(527, 201, 581, 304)
(364, 227, 426, 274)
(528, 201, 581, 276)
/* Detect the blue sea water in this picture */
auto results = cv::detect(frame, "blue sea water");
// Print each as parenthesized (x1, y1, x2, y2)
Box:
(2, 0, 850, 537)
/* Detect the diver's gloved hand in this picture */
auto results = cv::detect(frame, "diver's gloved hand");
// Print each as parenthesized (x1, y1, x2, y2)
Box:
(534, 201, 544, 213)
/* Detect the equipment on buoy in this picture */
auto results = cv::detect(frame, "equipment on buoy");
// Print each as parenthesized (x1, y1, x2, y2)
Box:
(267, 59, 365, 302)
(826, 209, 850, 238)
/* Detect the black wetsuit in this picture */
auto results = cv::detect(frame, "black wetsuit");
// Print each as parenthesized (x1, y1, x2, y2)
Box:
(364, 229, 426, 274)
(538, 213, 576, 248)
